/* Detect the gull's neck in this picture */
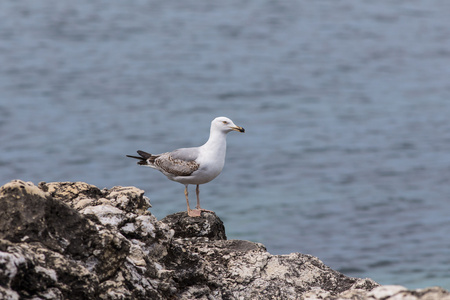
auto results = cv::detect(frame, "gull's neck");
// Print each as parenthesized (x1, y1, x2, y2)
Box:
(201, 127, 227, 158)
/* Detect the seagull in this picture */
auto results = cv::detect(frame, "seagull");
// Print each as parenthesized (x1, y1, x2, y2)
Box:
(127, 116, 245, 217)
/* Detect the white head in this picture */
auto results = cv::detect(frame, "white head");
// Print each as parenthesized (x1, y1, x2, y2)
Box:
(211, 116, 245, 134)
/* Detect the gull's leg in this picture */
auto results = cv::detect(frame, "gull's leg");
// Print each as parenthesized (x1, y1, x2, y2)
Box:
(184, 185, 190, 211)
(185, 185, 201, 217)
(195, 184, 213, 213)
(195, 184, 201, 209)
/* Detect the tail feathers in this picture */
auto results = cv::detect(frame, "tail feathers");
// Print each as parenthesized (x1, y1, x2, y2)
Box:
(126, 150, 157, 165)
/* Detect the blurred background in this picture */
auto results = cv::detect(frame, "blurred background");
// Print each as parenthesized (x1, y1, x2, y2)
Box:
(1, 0, 450, 289)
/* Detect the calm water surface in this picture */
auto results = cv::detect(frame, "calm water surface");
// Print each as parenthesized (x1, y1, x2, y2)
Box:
(1, 0, 450, 289)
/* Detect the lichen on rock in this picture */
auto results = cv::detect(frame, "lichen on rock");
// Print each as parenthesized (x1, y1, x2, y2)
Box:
(0, 180, 448, 299)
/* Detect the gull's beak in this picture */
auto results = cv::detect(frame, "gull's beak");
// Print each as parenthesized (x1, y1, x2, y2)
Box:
(231, 125, 245, 133)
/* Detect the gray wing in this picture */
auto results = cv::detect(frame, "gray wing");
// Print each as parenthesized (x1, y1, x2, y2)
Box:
(170, 147, 200, 161)
(154, 147, 200, 176)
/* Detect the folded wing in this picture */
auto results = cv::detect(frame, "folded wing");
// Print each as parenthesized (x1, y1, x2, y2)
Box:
(155, 148, 200, 176)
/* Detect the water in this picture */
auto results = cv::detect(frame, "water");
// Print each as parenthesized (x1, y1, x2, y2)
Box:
(1, 0, 450, 290)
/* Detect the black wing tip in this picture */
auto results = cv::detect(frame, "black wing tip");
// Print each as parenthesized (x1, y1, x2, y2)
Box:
(126, 155, 142, 160)
(137, 150, 152, 159)
(126, 150, 153, 165)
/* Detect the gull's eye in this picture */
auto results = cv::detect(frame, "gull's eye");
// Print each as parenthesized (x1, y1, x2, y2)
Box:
(222, 121, 228, 124)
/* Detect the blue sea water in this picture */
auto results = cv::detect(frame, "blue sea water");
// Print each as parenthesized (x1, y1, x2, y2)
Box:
(1, 0, 450, 290)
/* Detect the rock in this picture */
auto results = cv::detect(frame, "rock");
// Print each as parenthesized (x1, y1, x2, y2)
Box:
(162, 239, 378, 299)
(368, 285, 409, 299)
(161, 211, 227, 240)
(339, 285, 450, 300)
(0, 180, 100, 258)
(0, 180, 449, 299)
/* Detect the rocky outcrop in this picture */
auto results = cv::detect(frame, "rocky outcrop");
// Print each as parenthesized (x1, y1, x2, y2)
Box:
(0, 180, 448, 300)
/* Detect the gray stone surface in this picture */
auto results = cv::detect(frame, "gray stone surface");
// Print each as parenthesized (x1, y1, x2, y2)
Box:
(0, 180, 448, 299)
